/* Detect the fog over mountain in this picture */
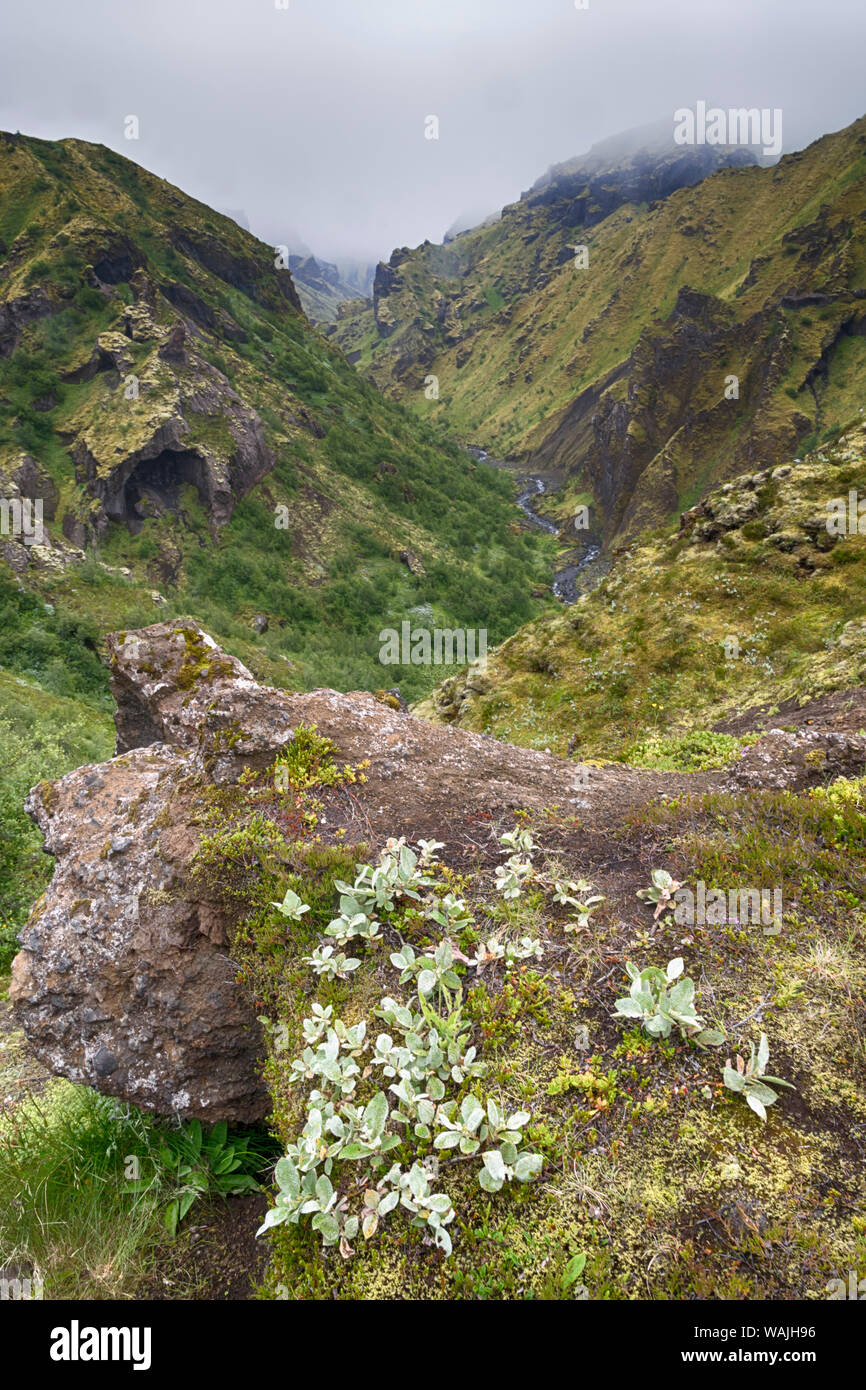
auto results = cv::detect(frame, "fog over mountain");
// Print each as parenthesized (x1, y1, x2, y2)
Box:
(1, 0, 864, 261)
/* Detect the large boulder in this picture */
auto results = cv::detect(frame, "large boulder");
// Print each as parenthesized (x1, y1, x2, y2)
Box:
(12, 619, 862, 1122)
(9, 619, 626, 1123)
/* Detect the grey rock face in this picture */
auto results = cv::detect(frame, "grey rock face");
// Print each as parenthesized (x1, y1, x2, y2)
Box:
(724, 728, 866, 792)
(10, 738, 269, 1122)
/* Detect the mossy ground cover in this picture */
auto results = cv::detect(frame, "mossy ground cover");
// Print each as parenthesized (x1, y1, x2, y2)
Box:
(191, 729, 865, 1300)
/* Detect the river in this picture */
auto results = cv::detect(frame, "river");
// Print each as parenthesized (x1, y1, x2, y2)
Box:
(470, 448, 605, 604)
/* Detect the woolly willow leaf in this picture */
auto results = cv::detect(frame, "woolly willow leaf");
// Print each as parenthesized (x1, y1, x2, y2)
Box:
(757, 1033, 770, 1075)
(312, 1212, 340, 1244)
(434, 1130, 462, 1149)
(615, 997, 644, 1017)
(479, 1167, 503, 1193)
(745, 1092, 768, 1122)
(256, 1205, 289, 1236)
(747, 1080, 779, 1107)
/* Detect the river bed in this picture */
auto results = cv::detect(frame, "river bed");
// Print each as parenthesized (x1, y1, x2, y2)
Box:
(469, 447, 607, 604)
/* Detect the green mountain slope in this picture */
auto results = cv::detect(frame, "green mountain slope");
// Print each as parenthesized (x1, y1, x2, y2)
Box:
(0, 131, 554, 702)
(0, 131, 557, 954)
(333, 117, 866, 548)
(416, 420, 866, 761)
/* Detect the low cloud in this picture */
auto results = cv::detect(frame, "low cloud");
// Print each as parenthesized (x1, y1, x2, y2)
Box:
(1, 0, 863, 261)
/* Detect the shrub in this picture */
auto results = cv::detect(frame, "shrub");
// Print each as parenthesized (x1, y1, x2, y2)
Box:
(722, 1033, 795, 1121)
(256, 837, 545, 1258)
(613, 957, 725, 1047)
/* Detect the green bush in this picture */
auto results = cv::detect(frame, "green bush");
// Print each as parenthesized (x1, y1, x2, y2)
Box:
(0, 1083, 273, 1298)
(619, 729, 758, 772)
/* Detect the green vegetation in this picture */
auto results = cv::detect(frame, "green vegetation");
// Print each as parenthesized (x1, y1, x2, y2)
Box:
(335, 116, 866, 548)
(619, 729, 760, 772)
(0, 1079, 271, 1298)
(0, 130, 555, 967)
(151, 1120, 270, 1237)
(0, 575, 114, 966)
(613, 956, 725, 1047)
(182, 734, 866, 1299)
(0, 129, 555, 720)
(1, 125, 865, 1305)
(418, 423, 866, 757)
(722, 1034, 796, 1122)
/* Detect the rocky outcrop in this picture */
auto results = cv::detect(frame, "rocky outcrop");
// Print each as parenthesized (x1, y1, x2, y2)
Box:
(524, 130, 756, 226)
(0, 452, 82, 573)
(287, 254, 368, 325)
(170, 227, 303, 315)
(0, 452, 58, 520)
(11, 617, 866, 1120)
(532, 289, 801, 545)
(724, 728, 866, 792)
(70, 342, 275, 538)
(7, 618, 623, 1121)
(398, 547, 426, 577)
(0, 288, 53, 357)
(12, 742, 268, 1121)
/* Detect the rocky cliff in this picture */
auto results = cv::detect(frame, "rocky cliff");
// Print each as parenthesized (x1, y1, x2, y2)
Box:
(288, 253, 372, 325)
(333, 116, 866, 548)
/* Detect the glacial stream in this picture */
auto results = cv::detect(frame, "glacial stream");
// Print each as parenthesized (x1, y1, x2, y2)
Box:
(471, 448, 603, 604)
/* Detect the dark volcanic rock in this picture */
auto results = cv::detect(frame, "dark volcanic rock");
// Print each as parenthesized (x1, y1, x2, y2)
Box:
(0, 288, 53, 357)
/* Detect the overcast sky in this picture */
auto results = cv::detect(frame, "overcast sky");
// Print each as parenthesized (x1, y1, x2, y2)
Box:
(1, 0, 864, 264)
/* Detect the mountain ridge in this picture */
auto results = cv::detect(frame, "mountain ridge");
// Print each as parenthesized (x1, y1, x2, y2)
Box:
(0, 129, 553, 700)
(333, 114, 866, 549)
